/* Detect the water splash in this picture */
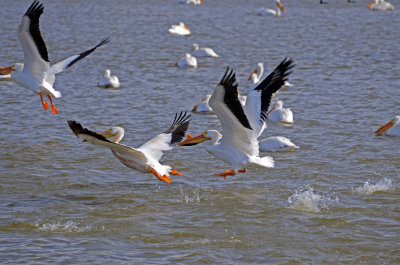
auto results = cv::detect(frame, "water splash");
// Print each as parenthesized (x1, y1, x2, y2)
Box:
(179, 184, 200, 203)
(288, 185, 339, 213)
(353, 178, 393, 195)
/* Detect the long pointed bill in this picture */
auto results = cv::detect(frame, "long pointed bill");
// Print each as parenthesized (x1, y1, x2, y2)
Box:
(0, 65, 15, 75)
(178, 132, 211, 146)
(375, 120, 395, 135)
(248, 69, 258, 81)
(277, 2, 286, 13)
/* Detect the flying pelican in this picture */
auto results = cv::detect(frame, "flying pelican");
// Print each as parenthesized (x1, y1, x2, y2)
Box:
(0, 1, 110, 114)
(98, 69, 120, 88)
(368, 0, 394, 11)
(191, 44, 219, 58)
(176, 53, 197, 68)
(68, 112, 191, 184)
(375, 116, 400, 136)
(268, 100, 293, 124)
(257, 0, 287, 16)
(179, 58, 295, 178)
(168, 22, 191, 36)
(259, 136, 298, 151)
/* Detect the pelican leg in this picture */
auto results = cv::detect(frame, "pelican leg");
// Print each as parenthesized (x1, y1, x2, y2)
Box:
(150, 168, 172, 184)
(170, 169, 183, 176)
(39, 92, 49, 111)
(214, 170, 236, 179)
(238, 169, 247, 173)
(47, 95, 58, 114)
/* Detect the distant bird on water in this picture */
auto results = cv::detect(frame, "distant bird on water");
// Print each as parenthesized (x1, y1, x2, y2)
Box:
(0, 1, 110, 114)
(168, 22, 191, 36)
(68, 112, 191, 184)
(191, 44, 219, 58)
(375, 116, 400, 136)
(98, 69, 120, 88)
(176, 53, 197, 68)
(368, 0, 394, 11)
(257, 0, 287, 16)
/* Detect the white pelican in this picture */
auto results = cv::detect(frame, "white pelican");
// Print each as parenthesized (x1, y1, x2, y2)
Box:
(192, 95, 213, 113)
(268, 100, 293, 124)
(368, 0, 395, 11)
(259, 136, 298, 151)
(98, 69, 120, 88)
(179, 58, 295, 178)
(176, 53, 197, 68)
(168, 22, 191, 36)
(375, 116, 400, 136)
(257, 0, 287, 16)
(178, 0, 203, 5)
(248, 62, 264, 85)
(68, 112, 191, 184)
(0, 66, 13, 80)
(0, 1, 110, 114)
(191, 44, 219, 58)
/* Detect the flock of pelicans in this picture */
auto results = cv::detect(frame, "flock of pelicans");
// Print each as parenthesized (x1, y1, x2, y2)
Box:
(0, 1, 399, 184)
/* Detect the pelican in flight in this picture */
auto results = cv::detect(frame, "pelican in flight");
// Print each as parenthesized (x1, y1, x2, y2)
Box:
(98, 69, 120, 88)
(179, 58, 295, 178)
(168, 22, 192, 36)
(268, 100, 293, 124)
(176, 53, 197, 68)
(368, 0, 395, 11)
(258, 0, 287, 16)
(259, 136, 298, 151)
(0, 1, 110, 114)
(68, 112, 191, 184)
(191, 44, 219, 58)
(375, 116, 400, 136)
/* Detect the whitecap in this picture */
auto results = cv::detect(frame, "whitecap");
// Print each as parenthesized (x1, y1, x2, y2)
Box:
(353, 178, 393, 195)
(35, 220, 96, 233)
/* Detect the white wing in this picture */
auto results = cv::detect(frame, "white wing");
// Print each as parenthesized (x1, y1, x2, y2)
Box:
(17, 1, 50, 82)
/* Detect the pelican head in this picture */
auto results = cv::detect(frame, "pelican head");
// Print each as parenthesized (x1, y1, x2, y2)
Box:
(276, 0, 286, 13)
(178, 131, 215, 146)
(0, 64, 16, 75)
(99, 126, 125, 143)
(192, 43, 199, 51)
(103, 69, 111, 77)
(368, 0, 379, 8)
(375, 116, 400, 136)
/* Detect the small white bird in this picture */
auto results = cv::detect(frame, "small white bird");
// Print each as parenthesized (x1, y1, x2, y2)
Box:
(248, 62, 264, 85)
(68, 112, 191, 184)
(176, 53, 197, 68)
(0, 1, 110, 114)
(280, 81, 293, 90)
(258, 0, 287, 16)
(375, 116, 400, 136)
(178, 0, 203, 5)
(259, 136, 298, 151)
(368, 0, 394, 11)
(191, 44, 218, 58)
(268, 100, 294, 124)
(98, 69, 120, 88)
(168, 22, 191, 36)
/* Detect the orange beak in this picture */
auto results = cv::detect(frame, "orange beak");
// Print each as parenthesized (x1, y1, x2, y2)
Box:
(375, 119, 395, 136)
(367, 1, 375, 8)
(184, 25, 191, 34)
(277, 2, 286, 13)
(248, 69, 258, 81)
(178, 132, 211, 146)
(192, 104, 198, 111)
(0, 65, 15, 75)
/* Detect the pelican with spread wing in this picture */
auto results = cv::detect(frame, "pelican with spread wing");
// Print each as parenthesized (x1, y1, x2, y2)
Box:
(0, 1, 110, 114)
(179, 58, 295, 178)
(68, 112, 191, 184)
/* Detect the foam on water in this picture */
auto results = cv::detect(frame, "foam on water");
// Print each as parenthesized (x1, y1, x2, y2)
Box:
(35, 220, 100, 233)
(288, 185, 339, 213)
(353, 178, 393, 195)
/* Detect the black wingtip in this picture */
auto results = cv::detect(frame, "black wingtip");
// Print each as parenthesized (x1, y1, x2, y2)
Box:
(218, 66, 237, 88)
(165, 111, 191, 145)
(67, 120, 111, 143)
(96, 35, 111, 48)
(25, 1, 44, 18)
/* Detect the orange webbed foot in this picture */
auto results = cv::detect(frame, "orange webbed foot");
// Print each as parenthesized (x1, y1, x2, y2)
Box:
(238, 169, 247, 173)
(170, 169, 183, 176)
(39, 92, 49, 111)
(51, 105, 59, 114)
(214, 170, 236, 179)
(150, 168, 172, 184)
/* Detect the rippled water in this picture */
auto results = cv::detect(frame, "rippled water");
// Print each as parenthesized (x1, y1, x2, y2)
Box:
(1, 0, 399, 264)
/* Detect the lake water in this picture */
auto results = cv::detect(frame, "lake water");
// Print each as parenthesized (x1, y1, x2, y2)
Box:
(0, 0, 399, 264)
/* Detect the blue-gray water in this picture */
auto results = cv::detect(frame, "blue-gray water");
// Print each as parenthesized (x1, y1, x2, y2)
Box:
(1, 0, 399, 264)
